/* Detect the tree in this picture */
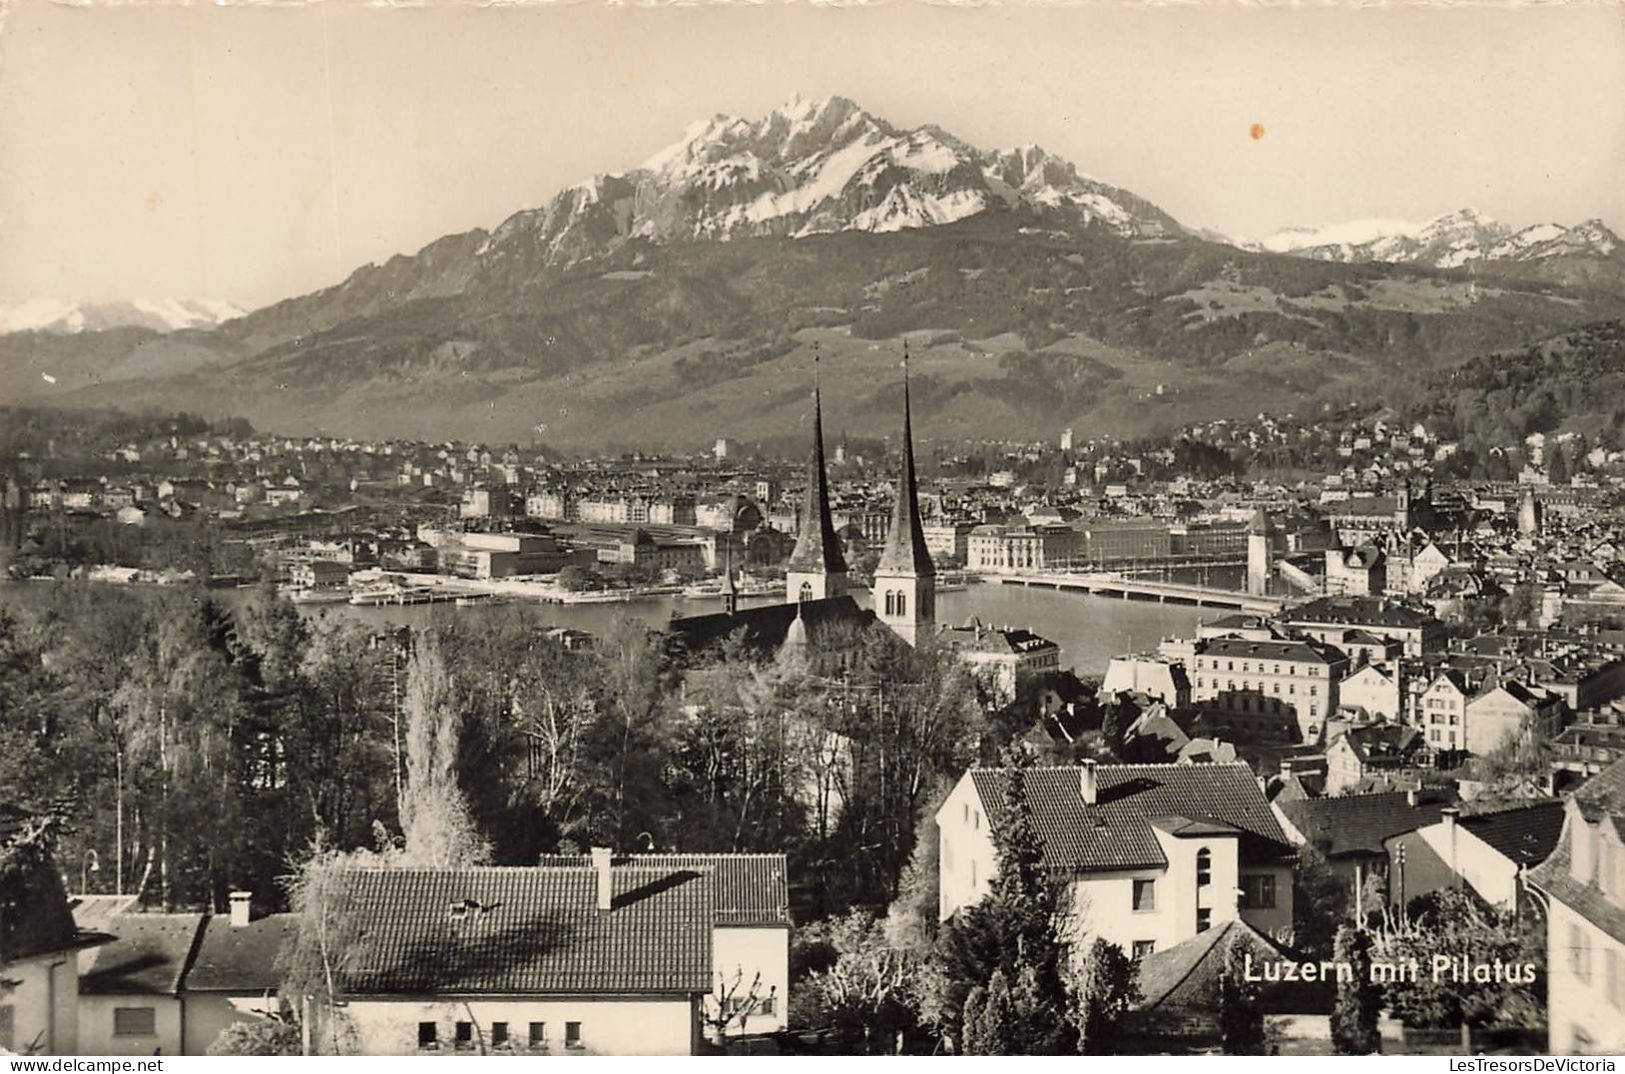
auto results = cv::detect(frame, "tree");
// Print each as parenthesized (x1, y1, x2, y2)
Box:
(1375, 888, 1542, 1030)
(704, 966, 775, 1040)
(1218, 935, 1267, 1054)
(1072, 938, 1139, 1055)
(207, 1018, 301, 1055)
(1330, 926, 1381, 1055)
(801, 910, 921, 1053)
(1100, 695, 1135, 752)
(400, 632, 488, 867)
(278, 836, 374, 1055)
(936, 749, 1075, 1054)
(1292, 843, 1349, 959)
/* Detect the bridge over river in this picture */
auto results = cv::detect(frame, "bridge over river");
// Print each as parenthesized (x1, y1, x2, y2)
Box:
(993, 570, 1288, 614)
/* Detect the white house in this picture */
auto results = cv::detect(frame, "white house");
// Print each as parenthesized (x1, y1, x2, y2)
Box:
(936, 762, 1296, 960)
(73, 910, 204, 1056)
(1383, 801, 1564, 912)
(537, 853, 791, 1038)
(179, 894, 299, 1054)
(1529, 759, 1625, 1055)
(335, 857, 712, 1055)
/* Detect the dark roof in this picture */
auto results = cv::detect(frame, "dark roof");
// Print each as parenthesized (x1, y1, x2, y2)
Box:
(1286, 596, 1432, 629)
(784, 381, 847, 577)
(535, 853, 789, 927)
(969, 764, 1293, 874)
(1196, 637, 1343, 665)
(1136, 918, 1296, 1011)
(668, 594, 871, 655)
(1458, 800, 1565, 868)
(1279, 790, 1450, 858)
(185, 913, 300, 993)
(875, 366, 934, 579)
(1338, 724, 1425, 765)
(340, 866, 713, 996)
(76, 913, 206, 995)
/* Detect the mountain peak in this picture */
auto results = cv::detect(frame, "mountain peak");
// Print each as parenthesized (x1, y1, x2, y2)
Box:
(478, 94, 1186, 271)
(0, 297, 243, 336)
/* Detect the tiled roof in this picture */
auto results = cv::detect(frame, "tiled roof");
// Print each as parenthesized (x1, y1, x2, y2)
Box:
(969, 764, 1293, 874)
(1196, 637, 1342, 665)
(1286, 596, 1432, 629)
(186, 913, 300, 993)
(339, 866, 713, 996)
(536, 853, 789, 926)
(668, 595, 871, 656)
(1136, 918, 1296, 1011)
(1279, 790, 1450, 858)
(76, 913, 206, 995)
(1459, 800, 1565, 868)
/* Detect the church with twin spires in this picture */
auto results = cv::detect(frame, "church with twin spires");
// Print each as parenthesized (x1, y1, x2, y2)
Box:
(667, 350, 935, 658)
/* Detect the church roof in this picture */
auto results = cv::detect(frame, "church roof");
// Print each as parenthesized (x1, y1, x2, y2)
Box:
(876, 357, 934, 579)
(667, 595, 871, 657)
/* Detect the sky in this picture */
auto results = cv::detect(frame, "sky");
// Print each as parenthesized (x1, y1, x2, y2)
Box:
(1, 1, 1622, 312)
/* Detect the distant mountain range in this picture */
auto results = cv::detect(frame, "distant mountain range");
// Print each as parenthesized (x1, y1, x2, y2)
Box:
(4, 95, 1624, 449)
(1246, 208, 1619, 270)
(0, 298, 243, 336)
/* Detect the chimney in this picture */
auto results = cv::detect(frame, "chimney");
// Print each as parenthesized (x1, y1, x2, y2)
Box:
(1080, 759, 1098, 806)
(1279, 758, 1295, 780)
(590, 846, 613, 911)
(1440, 806, 1458, 831)
(228, 890, 253, 928)
(1406, 788, 1418, 808)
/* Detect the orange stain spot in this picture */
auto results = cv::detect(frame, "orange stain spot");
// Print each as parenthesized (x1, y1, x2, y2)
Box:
(1249, 123, 1266, 141)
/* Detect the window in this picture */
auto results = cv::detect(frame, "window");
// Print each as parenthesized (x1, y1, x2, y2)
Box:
(113, 1007, 157, 1038)
(1571, 923, 1592, 983)
(1132, 941, 1155, 960)
(1241, 874, 1276, 909)
(897, 592, 907, 617)
(565, 1022, 583, 1049)
(1196, 848, 1212, 887)
(798, 582, 813, 603)
(419, 1022, 439, 1049)
(528, 1022, 547, 1047)
(884, 591, 895, 615)
(455, 1022, 474, 1048)
(757, 996, 776, 1016)
(491, 1022, 509, 1047)
(1132, 878, 1157, 912)
(1197, 908, 1212, 933)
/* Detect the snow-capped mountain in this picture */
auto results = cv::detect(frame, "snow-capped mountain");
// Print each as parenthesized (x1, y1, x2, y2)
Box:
(475, 94, 1185, 273)
(1252, 208, 1620, 269)
(0, 298, 244, 336)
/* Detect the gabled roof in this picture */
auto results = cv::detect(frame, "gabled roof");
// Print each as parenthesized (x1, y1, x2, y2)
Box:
(76, 913, 206, 996)
(968, 764, 1293, 874)
(185, 913, 300, 993)
(1286, 596, 1432, 629)
(1196, 637, 1342, 665)
(1527, 760, 1625, 944)
(1136, 918, 1296, 1012)
(536, 853, 789, 927)
(339, 866, 713, 996)
(1278, 790, 1450, 858)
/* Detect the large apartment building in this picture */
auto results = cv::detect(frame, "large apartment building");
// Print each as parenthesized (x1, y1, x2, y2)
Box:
(1188, 637, 1348, 742)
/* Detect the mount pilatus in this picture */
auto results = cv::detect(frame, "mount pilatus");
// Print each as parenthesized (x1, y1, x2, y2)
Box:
(470, 94, 1182, 279)
(11, 94, 1625, 448)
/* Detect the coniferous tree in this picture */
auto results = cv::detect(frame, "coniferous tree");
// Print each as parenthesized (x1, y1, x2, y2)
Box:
(1330, 926, 1382, 1055)
(1218, 936, 1267, 1054)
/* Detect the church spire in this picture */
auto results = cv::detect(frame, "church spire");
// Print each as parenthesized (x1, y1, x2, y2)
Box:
(873, 343, 936, 647)
(784, 345, 848, 602)
(876, 342, 934, 579)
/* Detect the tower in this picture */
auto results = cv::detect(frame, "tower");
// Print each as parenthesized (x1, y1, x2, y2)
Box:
(1394, 479, 1412, 531)
(873, 346, 936, 647)
(1247, 508, 1273, 597)
(784, 349, 848, 603)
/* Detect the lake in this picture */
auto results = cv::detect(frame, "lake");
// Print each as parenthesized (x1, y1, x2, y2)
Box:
(285, 579, 1226, 675)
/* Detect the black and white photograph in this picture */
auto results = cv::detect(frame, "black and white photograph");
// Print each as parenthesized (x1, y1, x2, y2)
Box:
(2, 0, 1624, 1060)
